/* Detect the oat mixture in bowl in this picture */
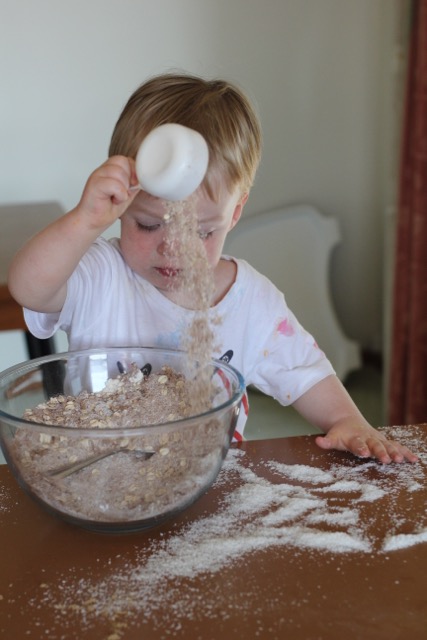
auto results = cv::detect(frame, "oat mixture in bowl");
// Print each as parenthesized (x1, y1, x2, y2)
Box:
(0, 347, 244, 533)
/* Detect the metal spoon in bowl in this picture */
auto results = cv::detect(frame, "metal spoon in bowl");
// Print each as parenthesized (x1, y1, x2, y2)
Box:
(48, 448, 155, 480)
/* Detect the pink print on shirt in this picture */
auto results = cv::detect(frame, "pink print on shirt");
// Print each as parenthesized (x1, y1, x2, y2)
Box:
(276, 317, 295, 337)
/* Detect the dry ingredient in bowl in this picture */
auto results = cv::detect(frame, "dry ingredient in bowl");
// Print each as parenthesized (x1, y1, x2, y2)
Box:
(23, 364, 194, 428)
(8, 364, 226, 524)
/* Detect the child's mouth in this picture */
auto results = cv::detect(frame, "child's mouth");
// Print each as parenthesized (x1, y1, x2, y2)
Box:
(156, 267, 180, 278)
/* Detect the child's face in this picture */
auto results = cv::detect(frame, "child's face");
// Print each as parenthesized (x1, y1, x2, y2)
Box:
(119, 180, 246, 303)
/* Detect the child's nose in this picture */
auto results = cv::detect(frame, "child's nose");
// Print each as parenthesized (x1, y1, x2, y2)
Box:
(157, 240, 167, 256)
(157, 238, 178, 257)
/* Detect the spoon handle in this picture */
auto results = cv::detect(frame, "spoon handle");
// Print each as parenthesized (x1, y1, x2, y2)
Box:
(48, 448, 154, 480)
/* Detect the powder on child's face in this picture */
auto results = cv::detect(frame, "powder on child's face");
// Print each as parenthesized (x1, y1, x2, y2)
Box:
(119, 185, 241, 302)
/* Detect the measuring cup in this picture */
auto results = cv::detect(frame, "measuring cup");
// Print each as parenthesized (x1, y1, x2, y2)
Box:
(135, 123, 209, 201)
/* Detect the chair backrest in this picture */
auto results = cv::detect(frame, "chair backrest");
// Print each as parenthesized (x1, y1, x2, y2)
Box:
(0, 201, 64, 282)
(0, 201, 65, 333)
(223, 204, 360, 381)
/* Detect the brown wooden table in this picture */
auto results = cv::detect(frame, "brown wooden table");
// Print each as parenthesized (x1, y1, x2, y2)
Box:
(0, 428, 426, 640)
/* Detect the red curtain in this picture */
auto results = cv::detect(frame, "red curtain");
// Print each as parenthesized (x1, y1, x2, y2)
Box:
(389, 0, 427, 425)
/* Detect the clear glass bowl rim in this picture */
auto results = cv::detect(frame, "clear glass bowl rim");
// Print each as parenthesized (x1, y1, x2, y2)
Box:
(0, 346, 245, 438)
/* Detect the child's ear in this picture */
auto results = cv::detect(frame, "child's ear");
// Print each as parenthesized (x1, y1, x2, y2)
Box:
(230, 193, 249, 230)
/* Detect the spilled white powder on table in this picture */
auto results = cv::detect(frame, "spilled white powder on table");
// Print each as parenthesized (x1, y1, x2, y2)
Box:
(30, 425, 427, 638)
(382, 530, 427, 551)
(0, 482, 13, 513)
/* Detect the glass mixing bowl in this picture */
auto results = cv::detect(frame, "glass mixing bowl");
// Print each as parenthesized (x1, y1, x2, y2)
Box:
(0, 347, 244, 533)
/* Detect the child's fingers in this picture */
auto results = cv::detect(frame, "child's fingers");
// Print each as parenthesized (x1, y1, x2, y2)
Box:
(316, 433, 370, 458)
(80, 157, 139, 220)
(96, 156, 136, 191)
(315, 432, 419, 464)
(365, 436, 418, 463)
(363, 437, 392, 464)
(380, 440, 418, 463)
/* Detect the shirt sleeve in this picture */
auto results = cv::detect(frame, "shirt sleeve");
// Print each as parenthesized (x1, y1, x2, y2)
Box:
(23, 238, 115, 340)
(235, 261, 335, 406)
(24, 306, 62, 339)
(250, 316, 335, 405)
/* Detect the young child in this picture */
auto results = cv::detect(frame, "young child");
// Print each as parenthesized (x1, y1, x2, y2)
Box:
(8, 72, 417, 464)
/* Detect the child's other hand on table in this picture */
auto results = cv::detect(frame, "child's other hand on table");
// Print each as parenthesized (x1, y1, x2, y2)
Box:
(315, 422, 419, 464)
(293, 374, 419, 464)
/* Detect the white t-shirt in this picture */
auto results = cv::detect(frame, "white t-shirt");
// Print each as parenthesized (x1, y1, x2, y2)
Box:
(24, 237, 335, 440)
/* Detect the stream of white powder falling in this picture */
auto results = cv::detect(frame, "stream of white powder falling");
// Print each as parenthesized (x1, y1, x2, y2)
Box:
(30, 426, 427, 638)
(163, 198, 221, 415)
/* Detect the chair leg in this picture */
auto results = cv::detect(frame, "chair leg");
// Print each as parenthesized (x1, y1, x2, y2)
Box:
(25, 332, 55, 359)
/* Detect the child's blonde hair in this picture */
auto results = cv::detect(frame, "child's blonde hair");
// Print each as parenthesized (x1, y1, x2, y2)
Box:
(109, 72, 262, 199)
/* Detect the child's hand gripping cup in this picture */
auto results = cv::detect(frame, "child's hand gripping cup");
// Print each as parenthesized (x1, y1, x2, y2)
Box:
(135, 123, 209, 201)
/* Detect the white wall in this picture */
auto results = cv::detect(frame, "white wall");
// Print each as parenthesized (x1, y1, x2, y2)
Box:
(0, 0, 403, 367)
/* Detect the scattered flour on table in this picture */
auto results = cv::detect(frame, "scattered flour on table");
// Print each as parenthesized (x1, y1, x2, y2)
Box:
(0, 482, 14, 513)
(29, 425, 427, 638)
(382, 530, 427, 551)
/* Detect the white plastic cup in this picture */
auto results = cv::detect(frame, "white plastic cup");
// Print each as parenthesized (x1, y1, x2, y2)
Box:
(135, 123, 209, 201)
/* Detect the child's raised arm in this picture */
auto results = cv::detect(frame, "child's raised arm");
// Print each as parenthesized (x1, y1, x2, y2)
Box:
(8, 157, 139, 313)
(293, 374, 419, 464)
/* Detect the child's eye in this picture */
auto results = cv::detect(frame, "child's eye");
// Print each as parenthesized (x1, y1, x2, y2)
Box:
(198, 230, 214, 240)
(136, 222, 161, 232)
